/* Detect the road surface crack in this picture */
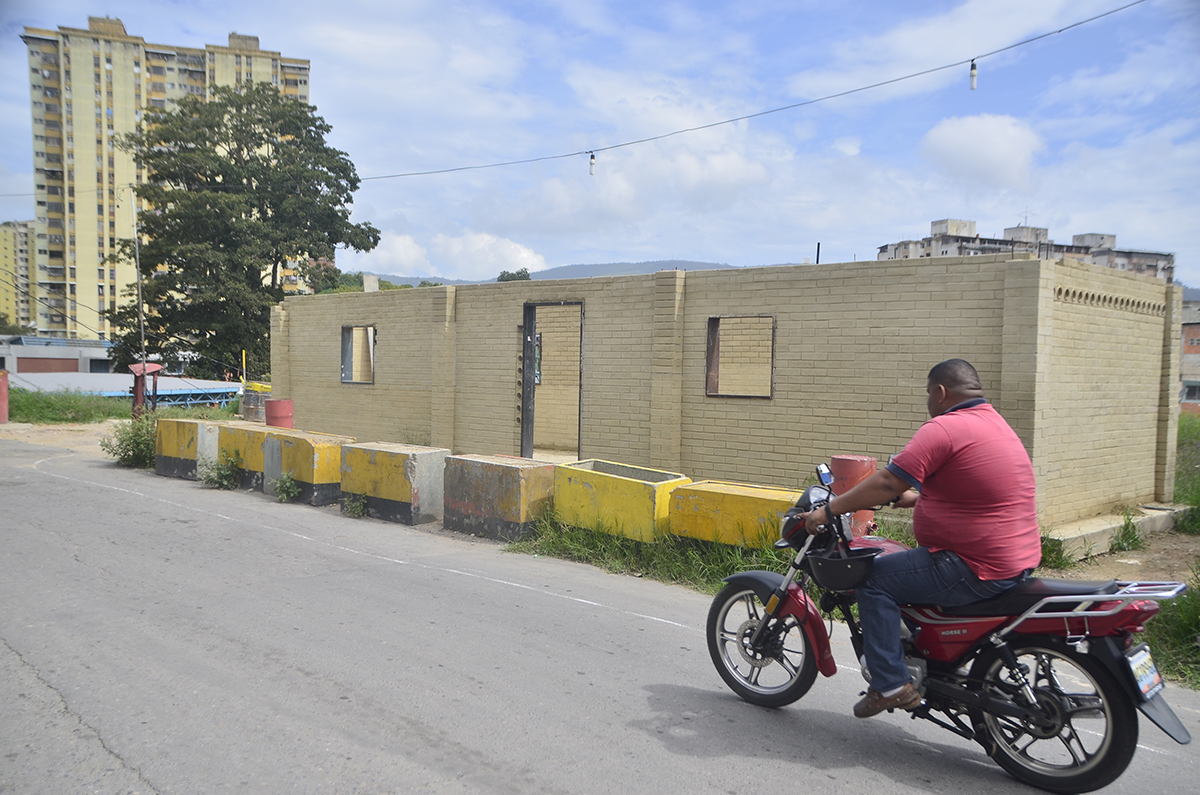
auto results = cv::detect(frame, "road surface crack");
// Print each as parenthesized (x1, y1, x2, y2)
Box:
(1, 635, 162, 794)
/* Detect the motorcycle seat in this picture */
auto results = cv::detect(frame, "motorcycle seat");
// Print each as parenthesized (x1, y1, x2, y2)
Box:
(933, 577, 1119, 616)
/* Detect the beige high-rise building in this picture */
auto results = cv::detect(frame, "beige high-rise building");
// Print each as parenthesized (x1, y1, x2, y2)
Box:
(20, 17, 310, 339)
(1, 221, 33, 332)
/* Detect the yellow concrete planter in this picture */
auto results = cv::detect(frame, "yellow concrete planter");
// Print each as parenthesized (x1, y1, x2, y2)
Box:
(264, 428, 356, 505)
(669, 480, 802, 547)
(555, 460, 690, 542)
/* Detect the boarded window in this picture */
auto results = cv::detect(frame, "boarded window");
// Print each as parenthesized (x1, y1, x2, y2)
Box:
(340, 325, 375, 383)
(705, 316, 774, 397)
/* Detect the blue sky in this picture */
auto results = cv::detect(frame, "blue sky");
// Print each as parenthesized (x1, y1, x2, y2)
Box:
(3, 0, 1198, 283)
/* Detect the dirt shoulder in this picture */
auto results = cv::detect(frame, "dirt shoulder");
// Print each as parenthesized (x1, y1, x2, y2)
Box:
(0, 420, 120, 458)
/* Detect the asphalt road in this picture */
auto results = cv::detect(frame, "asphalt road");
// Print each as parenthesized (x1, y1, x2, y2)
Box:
(2, 437, 1198, 794)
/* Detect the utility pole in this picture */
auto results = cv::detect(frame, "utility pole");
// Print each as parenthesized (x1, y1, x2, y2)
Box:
(129, 183, 146, 373)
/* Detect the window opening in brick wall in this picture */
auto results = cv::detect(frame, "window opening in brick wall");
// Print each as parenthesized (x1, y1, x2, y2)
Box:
(340, 325, 375, 383)
(706, 315, 774, 398)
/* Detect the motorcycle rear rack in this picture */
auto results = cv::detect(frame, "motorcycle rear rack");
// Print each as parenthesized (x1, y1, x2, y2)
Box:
(999, 580, 1187, 638)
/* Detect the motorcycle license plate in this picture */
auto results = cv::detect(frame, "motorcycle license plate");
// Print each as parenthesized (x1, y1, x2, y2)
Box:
(1126, 644, 1164, 700)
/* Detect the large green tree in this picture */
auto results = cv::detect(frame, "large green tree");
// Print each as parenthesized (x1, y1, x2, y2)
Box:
(107, 83, 379, 379)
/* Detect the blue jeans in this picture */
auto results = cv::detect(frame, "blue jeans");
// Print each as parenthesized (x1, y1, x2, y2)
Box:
(857, 547, 1024, 692)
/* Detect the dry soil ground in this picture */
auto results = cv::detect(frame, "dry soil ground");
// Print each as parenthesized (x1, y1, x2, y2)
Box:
(4, 420, 1199, 585)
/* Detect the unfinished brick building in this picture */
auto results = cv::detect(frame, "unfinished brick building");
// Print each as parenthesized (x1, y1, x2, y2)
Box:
(270, 253, 1180, 528)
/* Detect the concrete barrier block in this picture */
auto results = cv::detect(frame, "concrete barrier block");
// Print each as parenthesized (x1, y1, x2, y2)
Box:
(669, 480, 802, 547)
(444, 455, 555, 541)
(341, 443, 450, 523)
(555, 460, 690, 542)
(155, 418, 201, 478)
(264, 429, 357, 505)
(217, 421, 271, 490)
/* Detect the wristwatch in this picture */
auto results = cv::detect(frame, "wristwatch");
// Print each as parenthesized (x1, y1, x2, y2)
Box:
(824, 503, 835, 526)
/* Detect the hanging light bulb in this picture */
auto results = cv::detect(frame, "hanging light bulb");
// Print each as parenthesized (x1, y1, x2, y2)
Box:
(969, 60, 977, 91)
(589, 152, 596, 176)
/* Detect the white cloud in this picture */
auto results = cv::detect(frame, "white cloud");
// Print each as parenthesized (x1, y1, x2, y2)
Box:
(429, 231, 547, 280)
(833, 138, 861, 157)
(370, 232, 430, 273)
(921, 114, 1044, 190)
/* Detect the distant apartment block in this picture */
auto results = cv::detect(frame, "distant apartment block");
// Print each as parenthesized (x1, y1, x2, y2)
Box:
(1, 221, 33, 330)
(878, 219, 1174, 282)
(20, 16, 311, 339)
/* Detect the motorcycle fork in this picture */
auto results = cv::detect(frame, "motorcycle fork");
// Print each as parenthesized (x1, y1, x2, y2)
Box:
(748, 557, 806, 649)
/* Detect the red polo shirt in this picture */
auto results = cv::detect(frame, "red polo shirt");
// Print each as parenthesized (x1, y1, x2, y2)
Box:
(887, 400, 1041, 580)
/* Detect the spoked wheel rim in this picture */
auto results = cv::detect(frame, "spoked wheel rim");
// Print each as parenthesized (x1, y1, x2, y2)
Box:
(979, 646, 1116, 780)
(712, 588, 810, 696)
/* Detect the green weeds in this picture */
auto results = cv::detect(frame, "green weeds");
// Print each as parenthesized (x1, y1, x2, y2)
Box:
(269, 470, 302, 503)
(507, 511, 793, 595)
(1143, 564, 1200, 688)
(1109, 510, 1147, 553)
(341, 493, 368, 518)
(199, 449, 242, 490)
(98, 414, 158, 468)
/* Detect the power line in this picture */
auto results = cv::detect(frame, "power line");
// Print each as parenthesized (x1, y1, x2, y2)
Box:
(0, 0, 1149, 198)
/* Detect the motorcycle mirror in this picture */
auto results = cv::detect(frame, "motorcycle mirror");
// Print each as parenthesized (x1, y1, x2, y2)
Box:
(816, 463, 834, 487)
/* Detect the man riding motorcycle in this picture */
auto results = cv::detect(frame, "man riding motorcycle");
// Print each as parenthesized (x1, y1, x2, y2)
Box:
(800, 358, 1041, 718)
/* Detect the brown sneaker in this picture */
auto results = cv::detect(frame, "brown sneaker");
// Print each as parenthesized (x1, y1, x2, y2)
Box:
(853, 683, 921, 718)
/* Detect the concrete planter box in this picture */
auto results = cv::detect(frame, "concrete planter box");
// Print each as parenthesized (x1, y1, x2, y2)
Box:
(555, 460, 690, 542)
(443, 455, 555, 541)
(669, 480, 802, 547)
(264, 429, 356, 506)
(341, 443, 450, 524)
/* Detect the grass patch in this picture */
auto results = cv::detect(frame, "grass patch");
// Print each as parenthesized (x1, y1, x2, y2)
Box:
(507, 511, 793, 595)
(1175, 413, 1200, 507)
(1143, 564, 1200, 688)
(1109, 510, 1147, 553)
(9, 389, 132, 424)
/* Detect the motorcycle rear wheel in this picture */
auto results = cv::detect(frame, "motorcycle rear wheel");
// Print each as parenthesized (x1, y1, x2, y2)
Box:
(707, 583, 817, 708)
(967, 638, 1137, 794)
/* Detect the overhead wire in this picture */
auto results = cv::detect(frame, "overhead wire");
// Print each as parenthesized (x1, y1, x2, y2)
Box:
(0, 0, 1150, 198)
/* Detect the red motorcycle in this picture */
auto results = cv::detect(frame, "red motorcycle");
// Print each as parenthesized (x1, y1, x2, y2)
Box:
(707, 464, 1191, 794)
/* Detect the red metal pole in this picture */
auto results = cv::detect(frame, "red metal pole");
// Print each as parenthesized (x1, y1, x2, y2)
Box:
(0, 370, 8, 424)
(830, 454, 878, 537)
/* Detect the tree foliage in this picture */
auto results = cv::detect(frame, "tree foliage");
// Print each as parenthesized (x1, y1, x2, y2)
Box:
(106, 84, 379, 379)
(0, 312, 24, 335)
(497, 268, 531, 282)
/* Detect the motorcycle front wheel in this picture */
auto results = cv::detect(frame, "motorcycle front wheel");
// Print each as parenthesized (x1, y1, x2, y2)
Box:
(967, 638, 1137, 794)
(706, 583, 817, 708)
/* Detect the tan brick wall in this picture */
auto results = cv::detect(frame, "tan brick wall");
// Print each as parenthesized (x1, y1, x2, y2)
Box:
(271, 256, 1178, 526)
(532, 303, 581, 451)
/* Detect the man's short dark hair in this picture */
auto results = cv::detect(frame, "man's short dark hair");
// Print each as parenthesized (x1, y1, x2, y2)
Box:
(928, 359, 983, 392)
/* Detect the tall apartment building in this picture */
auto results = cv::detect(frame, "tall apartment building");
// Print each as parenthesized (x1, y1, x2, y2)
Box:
(877, 219, 1175, 282)
(1, 221, 33, 330)
(20, 17, 311, 339)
